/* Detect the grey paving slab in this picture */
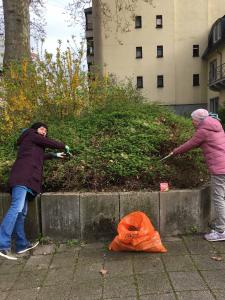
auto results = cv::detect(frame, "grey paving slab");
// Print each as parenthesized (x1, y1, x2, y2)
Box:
(0, 291, 9, 300)
(212, 241, 225, 254)
(184, 239, 215, 254)
(58, 244, 81, 253)
(105, 298, 137, 300)
(74, 262, 103, 282)
(169, 271, 207, 291)
(44, 266, 74, 286)
(7, 288, 39, 300)
(213, 289, 225, 300)
(133, 256, 164, 274)
(13, 269, 48, 290)
(0, 259, 25, 274)
(140, 294, 176, 300)
(137, 273, 172, 295)
(163, 255, 195, 272)
(176, 290, 215, 300)
(84, 242, 106, 250)
(105, 250, 133, 261)
(23, 254, 53, 271)
(104, 259, 133, 277)
(103, 276, 136, 298)
(37, 283, 71, 300)
(0, 273, 20, 291)
(192, 254, 225, 270)
(69, 279, 103, 300)
(133, 252, 162, 259)
(32, 244, 56, 256)
(78, 249, 105, 264)
(161, 242, 189, 256)
(201, 269, 225, 289)
(50, 252, 78, 268)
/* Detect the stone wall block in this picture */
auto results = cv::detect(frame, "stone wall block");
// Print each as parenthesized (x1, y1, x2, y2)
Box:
(160, 190, 201, 236)
(1, 193, 41, 241)
(120, 192, 159, 232)
(80, 193, 119, 242)
(199, 184, 215, 232)
(41, 193, 80, 242)
(0, 193, 3, 225)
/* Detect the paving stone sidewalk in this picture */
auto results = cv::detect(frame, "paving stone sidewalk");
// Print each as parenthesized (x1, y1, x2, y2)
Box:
(0, 235, 225, 300)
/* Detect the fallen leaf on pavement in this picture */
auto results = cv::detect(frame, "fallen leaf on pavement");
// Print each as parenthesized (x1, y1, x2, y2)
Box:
(100, 270, 108, 275)
(212, 257, 223, 261)
(38, 266, 42, 270)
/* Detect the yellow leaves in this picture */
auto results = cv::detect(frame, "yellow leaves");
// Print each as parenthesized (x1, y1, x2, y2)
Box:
(0, 42, 112, 137)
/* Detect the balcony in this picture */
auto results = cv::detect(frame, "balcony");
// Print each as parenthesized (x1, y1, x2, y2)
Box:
(208, 63, 225, 91)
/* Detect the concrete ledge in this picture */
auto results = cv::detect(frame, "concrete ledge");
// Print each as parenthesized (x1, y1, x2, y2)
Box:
(0, 184, 216, 242)
(41, 193, 80, 242)
(120, 192, 159, 232)
(0, 193, 41, 240)
(80, 193, 119, 242)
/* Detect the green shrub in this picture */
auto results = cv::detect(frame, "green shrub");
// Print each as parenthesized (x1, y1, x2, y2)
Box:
(0, 100, 209, 192)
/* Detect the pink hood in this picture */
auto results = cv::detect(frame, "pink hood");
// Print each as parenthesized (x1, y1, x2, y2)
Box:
(173, 117, 225, 174)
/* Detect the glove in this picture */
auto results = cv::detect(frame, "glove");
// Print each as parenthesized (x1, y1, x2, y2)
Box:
(57, 152, 66, 158)
(65, 145, 70, 152)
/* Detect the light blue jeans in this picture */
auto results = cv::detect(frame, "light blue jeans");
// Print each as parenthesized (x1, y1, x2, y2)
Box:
(0, 186, 35, 252)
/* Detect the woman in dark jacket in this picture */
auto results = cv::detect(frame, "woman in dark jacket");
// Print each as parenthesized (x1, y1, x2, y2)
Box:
(0, 122, 67, 260)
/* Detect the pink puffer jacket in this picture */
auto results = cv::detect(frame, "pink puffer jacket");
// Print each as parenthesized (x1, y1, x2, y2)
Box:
(173, 117, 225, 174)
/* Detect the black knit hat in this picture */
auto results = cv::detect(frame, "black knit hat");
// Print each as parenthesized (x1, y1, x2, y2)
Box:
(31, 122, 48, 131)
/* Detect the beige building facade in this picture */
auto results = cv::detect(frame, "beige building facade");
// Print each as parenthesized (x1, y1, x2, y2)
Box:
(85, 0, 225, 114)
(202, 16, 225, 113)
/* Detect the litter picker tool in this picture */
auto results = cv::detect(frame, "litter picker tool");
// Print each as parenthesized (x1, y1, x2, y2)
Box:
(159, 152, 173, 162)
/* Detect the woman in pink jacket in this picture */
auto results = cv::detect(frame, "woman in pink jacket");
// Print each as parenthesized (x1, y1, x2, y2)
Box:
(173, 109, 225, 242)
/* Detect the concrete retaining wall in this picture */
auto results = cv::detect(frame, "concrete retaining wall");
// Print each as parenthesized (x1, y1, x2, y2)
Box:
(0, 193, 41, 241)
(0, 184, 216, 242)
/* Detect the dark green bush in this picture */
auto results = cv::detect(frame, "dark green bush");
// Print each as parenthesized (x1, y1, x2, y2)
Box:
(0, 100, 209, 192)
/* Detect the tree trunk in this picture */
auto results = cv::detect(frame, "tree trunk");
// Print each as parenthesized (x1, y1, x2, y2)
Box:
(3, 0, 31, 68)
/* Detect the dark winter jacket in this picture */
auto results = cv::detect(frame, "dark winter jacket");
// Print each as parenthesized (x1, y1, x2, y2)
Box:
(7, 129, 65, 194)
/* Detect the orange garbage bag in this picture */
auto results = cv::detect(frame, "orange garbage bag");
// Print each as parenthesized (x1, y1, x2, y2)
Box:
(109, 212, 167, 252)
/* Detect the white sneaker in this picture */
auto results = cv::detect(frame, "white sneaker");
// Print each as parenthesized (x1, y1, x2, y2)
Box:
(17, 241, 39, 254)
(205, 230, 225, 242)
(0, 250, 17, 260)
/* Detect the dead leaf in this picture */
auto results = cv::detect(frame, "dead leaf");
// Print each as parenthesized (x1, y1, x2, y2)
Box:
(100, 270, 108, 275)
(170, 134, 174, 139)
(212, 256, 223, 261)
(38, 266, 42, 270)
(81, 243, 85, 248)
(121, 153, 129, 159)
(131, 127, 136, 132)
(144, 122, 149, 126)
(137, 176, 139, 179)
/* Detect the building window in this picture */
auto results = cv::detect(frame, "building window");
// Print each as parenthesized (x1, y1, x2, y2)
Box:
(157, 75, 163, 87)
(157, 46, 163, 57)
(137, 76, 143, 88)
(193, 45, 199, 57)
(85, 12, 93, 30)
(213, 23, 221, 43)
(193, 74, 199, 86)
(135, 16, 142, 28)
(210, 97, 219, 113)
(209, 59, 217, 82)
(156, 15, 162, 28)
(136, 47, 142, 58)
(87, 37, 94, 56)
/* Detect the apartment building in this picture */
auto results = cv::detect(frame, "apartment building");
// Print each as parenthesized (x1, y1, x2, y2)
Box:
(202, 16, 225, 113)
(85, 0, 225, 114)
